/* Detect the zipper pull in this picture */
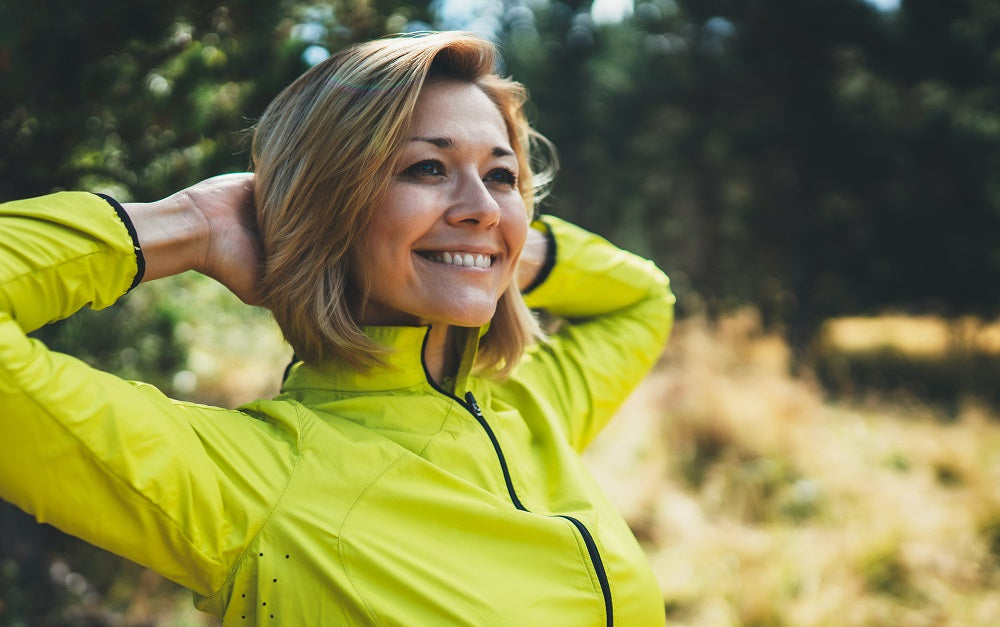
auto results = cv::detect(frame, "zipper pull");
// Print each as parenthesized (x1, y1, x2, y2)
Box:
(464, 391, 484, 419)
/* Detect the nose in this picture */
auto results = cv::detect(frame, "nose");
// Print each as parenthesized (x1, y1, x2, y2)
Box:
(445, 171, 501, 229)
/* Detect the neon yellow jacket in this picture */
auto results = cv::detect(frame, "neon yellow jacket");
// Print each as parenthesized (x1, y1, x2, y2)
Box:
(0, 192, 674, 626)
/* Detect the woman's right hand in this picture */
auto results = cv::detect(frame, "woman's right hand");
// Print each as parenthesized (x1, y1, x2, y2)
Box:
(180, 173, 262, 305)
(125, 173, 263, 305)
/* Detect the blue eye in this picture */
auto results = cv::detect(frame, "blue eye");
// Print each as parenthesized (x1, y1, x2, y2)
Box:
(486, 168, 517, 187)
(403, 160, 446, 178)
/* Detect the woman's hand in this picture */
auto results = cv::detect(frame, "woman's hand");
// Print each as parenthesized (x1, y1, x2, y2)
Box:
(516, 224, 550, 292)
(125, 173, 263, 305)
(180, 173, 261, 305)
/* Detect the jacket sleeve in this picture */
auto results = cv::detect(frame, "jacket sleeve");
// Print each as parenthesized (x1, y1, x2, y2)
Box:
(512, 215, 675, 451)
(0, 192, 298, 597)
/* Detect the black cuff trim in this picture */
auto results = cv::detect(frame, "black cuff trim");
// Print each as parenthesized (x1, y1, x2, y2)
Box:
(96, 193, 146, 292)
(522, 220, 557, 295)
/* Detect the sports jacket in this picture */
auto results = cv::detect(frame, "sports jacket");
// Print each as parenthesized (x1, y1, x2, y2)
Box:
(0, 191, 674, 625)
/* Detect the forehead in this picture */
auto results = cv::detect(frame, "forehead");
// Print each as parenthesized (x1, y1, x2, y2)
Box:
(408, 80, 510, 147)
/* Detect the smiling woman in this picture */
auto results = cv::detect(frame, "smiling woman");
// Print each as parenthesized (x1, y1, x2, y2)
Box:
(0, 32, 675, 626)
(252, 34, 553, 378)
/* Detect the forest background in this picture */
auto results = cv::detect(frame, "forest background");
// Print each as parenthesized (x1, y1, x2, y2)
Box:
(4, 0, 1000, 625)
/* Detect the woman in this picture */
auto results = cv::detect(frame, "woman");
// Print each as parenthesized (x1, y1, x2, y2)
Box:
(0, 32, 674, 625)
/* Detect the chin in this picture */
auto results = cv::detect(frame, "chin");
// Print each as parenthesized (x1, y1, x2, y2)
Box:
(447, 315, 495, 329)
(437, 305, 498, 329)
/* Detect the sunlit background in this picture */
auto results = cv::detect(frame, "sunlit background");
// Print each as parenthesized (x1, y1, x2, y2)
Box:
(4, 0, 1000, 625)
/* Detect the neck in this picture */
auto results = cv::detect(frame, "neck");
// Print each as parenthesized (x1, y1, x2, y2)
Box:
(423, 324, 458, 388)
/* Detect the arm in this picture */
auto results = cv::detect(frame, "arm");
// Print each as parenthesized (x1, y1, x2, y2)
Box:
(0, 179, 294, 596)
(510, 216, 675, 451)
(0, 173, 259, 333)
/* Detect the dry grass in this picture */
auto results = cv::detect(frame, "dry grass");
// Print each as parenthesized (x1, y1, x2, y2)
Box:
(820, 314, 1000, 358)
(586, 309, 1000, 626)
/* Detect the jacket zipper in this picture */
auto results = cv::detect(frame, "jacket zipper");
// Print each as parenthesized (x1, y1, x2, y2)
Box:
(463, 391, 614, 627)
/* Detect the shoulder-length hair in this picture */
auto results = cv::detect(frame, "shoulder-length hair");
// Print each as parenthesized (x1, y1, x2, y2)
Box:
(252, 31, 556, 375)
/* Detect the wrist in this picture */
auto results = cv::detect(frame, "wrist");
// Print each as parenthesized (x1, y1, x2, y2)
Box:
(518, 220, 555, 293)
(124, 192, 209, 283)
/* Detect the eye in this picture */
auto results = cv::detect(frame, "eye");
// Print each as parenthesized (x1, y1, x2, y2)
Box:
(402, 160, 446, 178)
(485, 167, 517, 188)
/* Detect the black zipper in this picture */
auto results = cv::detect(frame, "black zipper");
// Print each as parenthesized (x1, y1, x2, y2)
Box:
(416, 329, 613, 625)
(463, 391, 614, 627)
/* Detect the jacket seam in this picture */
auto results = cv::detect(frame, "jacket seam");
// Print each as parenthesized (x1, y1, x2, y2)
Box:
(337, 452, 412, 625)
(414, 398, 457, 458)
(201, 400, 307, 601)
(559, 516, 603, 598)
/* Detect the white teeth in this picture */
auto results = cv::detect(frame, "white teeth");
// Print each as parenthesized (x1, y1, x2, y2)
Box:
(422, 252, 494, 268)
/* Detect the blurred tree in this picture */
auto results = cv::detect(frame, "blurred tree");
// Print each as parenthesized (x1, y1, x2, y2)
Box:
(1, 0, 288, 201)
(868, 0, 1000, 315)
(0, 0, 436, 202)
(501, 0, 1000, 345)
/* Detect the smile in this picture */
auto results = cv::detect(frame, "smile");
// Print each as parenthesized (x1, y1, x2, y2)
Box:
(418, 251, 494, 269)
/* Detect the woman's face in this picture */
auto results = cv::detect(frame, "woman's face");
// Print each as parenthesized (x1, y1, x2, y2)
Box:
(352, 79, 528, 328)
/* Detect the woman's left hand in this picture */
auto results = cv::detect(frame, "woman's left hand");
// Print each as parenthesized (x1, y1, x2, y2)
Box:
(517, 224, 550, 292)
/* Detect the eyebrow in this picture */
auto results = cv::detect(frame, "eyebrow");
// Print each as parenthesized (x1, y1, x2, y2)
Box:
(410, 136, 514, 158)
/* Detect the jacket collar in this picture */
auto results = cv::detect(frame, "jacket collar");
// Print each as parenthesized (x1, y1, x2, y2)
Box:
(281, 325, 482, 396)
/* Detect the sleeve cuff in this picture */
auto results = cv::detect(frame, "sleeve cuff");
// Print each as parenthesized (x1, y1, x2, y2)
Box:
(95, 193, 145, 292)
(521, 219, 557, 295)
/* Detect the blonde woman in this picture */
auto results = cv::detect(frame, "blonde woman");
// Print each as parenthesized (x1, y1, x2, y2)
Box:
(0, 32, 674, 625)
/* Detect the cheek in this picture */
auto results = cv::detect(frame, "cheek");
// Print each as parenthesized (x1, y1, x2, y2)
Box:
(358, 202, 408, 262)
(349, 218, 393, 293)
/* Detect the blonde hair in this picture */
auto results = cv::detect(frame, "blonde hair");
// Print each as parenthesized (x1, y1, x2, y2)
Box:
(252, 32, 556, 375)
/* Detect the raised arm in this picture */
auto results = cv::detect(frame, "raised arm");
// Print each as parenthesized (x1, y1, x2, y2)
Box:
(0, 178, 295, 597)
(510, 215, 675, 451)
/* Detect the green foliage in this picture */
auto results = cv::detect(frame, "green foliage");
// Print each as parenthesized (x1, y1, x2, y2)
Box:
(499, 0, 1000, 341)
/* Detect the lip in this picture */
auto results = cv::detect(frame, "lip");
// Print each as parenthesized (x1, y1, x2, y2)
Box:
(415, 245, 501, 257)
